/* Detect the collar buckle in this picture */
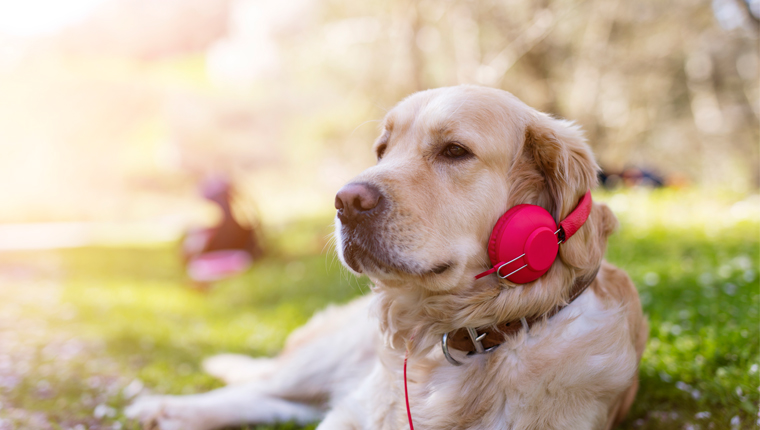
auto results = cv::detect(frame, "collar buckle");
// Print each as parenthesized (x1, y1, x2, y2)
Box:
(466, 327, 486, 353)
(441, 318, 528, 366)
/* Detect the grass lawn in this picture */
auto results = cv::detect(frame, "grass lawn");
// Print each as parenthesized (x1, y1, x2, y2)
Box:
(0, 189, 757, 429)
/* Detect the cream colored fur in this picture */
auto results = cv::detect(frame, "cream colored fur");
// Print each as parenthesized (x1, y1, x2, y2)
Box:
(126, 86, 647, 430)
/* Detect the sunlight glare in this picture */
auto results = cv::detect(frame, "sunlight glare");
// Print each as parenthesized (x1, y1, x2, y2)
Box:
(0, 0, 107, 37)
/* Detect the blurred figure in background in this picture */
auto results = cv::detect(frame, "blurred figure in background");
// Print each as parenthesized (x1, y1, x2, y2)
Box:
(182, 174, 263, 290)
(599, 167, 666, 189)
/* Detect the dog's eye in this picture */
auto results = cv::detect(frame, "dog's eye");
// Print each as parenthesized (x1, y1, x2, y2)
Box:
(439, 143, 471, 160)
(376, 143, 387, 160)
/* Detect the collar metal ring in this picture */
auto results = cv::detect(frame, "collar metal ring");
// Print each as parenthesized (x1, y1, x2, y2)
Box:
(441, 332, 463, 366)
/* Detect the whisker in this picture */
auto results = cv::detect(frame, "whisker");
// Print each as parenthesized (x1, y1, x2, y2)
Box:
(350, 119, 382, 138)
(372, 102, 390, 113)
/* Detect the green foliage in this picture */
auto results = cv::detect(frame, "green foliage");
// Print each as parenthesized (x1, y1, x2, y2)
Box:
(0, 193, 757, 429)
(607, 222, 759, 429)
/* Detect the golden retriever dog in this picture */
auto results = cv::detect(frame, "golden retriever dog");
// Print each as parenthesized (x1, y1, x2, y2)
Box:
(127, 85, 647, 430)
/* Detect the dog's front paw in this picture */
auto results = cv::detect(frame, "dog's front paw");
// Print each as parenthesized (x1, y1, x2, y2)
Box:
(125, 395, 208, 430)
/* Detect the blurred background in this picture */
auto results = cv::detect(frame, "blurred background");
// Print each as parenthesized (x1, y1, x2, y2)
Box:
(0, 0, 758, 230)
(0, 0, 757, 429)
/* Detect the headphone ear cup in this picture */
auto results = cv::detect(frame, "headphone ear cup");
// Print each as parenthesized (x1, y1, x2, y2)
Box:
(487, 204, 527, 264)
(487, 205, 559, 284)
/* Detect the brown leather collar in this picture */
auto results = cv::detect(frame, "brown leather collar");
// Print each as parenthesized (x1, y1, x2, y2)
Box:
(444, 268, 599, 359)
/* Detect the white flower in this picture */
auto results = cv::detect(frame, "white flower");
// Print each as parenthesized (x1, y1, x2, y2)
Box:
(123, 379, 144, 399)
(730, 415, 741, 428)
(676, 381, 691, 391)
(94, 404, 116, 419)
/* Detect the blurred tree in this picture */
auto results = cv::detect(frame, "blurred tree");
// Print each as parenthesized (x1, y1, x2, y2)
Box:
(280, 0, 759, 189)
(0, 0, 756, 224)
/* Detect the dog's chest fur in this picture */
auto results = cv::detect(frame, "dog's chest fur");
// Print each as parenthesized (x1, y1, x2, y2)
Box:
(357, 289, 638, 430)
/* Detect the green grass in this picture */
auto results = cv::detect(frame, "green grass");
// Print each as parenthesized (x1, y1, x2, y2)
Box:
(0, 190, 757, 429)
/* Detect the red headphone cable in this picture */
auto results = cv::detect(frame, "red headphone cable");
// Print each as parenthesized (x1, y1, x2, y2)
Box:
(404, 349, 414, 430)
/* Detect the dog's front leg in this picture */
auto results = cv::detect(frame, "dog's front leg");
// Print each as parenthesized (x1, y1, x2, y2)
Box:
(317, 360, 408, 430)
(126, 383, 324, 430)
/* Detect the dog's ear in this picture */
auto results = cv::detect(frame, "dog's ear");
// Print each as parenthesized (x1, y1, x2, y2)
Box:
(522, 113, 599, 221)
(522, 113, 611, 271)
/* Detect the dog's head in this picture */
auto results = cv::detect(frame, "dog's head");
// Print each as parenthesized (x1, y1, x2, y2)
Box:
(335, 86, 615, 296)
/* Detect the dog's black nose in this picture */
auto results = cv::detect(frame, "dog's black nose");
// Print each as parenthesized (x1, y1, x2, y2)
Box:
(335, 182, 382, 223)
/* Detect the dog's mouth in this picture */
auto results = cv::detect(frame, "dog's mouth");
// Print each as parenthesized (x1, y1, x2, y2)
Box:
(339, 231, 452, 277)
(340, 241, 388, 274)
(430, 263, 451, 274)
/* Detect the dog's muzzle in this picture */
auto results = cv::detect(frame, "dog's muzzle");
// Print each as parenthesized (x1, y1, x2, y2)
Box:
(335, 182, 390, 272)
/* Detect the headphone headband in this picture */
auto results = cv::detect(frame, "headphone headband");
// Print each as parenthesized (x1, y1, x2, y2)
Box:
(558, 190, 592, 243)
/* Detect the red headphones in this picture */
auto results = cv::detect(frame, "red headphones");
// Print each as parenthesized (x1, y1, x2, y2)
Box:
(474, 190, 592, 283)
